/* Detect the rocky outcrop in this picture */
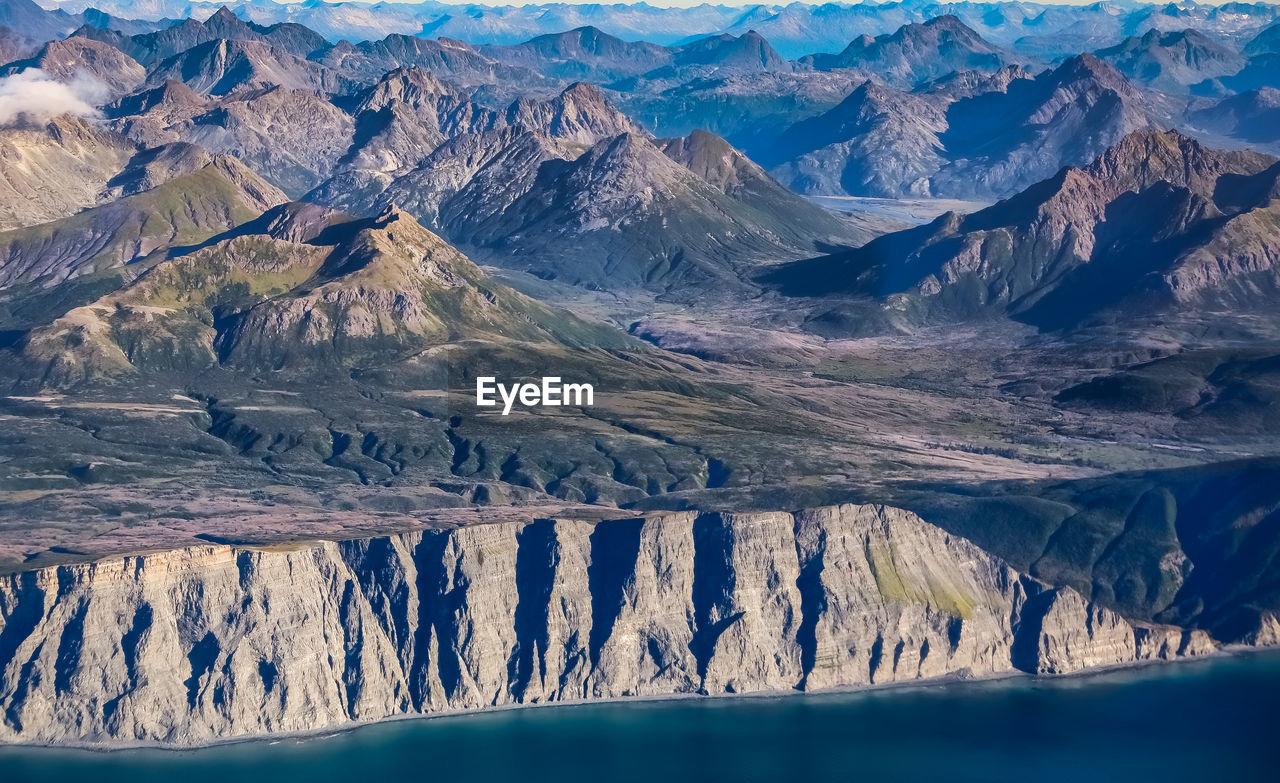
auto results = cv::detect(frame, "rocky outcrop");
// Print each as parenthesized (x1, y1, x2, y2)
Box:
(762, 130, 1280, 332)
(771, 53, 1161, 200)
(1007, 585, 1224, 674)
(2, 37, 146, 99)
(16, 204, 626, 384)
(1242, 613, 1280, 647)
(0, 504, 1230, 747)
(0, 152, 287, 289)
(1013, 586, 1137, 674)
(0, 116, 138, 232)
(805, 16, 1015, 88)
(1134, 624, 1216, 661)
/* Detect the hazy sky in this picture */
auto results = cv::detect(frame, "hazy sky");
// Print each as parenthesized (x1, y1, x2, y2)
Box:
(254, 0, 1230, 6)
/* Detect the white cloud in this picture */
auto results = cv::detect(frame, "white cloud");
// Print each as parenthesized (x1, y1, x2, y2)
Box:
(0, 69, 110, 127)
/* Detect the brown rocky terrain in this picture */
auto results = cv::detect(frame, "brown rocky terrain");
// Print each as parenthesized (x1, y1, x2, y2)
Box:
(763, 130, 1280, 331)
(0, 503, 1241, 747)
(1, 2, 1279, 751)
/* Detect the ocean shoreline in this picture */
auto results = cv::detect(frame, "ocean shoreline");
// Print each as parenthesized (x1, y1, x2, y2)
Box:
(5, 644, 1276, 755)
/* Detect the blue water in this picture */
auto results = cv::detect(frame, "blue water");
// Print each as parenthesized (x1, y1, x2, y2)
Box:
(3, 652, 1279, 783)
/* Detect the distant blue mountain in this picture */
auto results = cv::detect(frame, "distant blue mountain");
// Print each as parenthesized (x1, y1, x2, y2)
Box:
(33, 1, 1280, 59)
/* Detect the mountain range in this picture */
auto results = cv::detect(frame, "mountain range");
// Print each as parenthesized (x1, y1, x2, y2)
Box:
(804, 15, 1023, 88)
(765, 52, 1169, 200)
(294, 73, 864, 294)
(33, 1, 1280, 60)
(1095, 27, 1245, 94)
(0, 1, 1278, 708)
(0, 1, 1276, 303)
(18, 201, 630, 385)
(763, 130, 1280, 332)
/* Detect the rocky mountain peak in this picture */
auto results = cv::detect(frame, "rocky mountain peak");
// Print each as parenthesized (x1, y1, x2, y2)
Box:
(1244, 20, 1280, 56)
(923, 14, 982, 36)
(675, 29, 788, 71)
(107, 78, 208, 123)
(586, 131, 660, 169)
(847, 79, 902, 108)
(148, 37, 345, 97)
(1085, 128, 1275, 197)
(316, 203, 468, 288)
(559, 81, 611, 106)
(1140, 27, 1185, 46)
(1050, 53, 1138, 94)
(815, 13, 1011, 87)
(506, 82, 643, 146)
(233, 201, 348, 245)
(1054, 51, 1111, 78)
(1095, 26, 1244, 91)
(372, 202, 410, 228)
(660, 128, 786, 197)
(661, 128, 739, 169)
(10, 36, 146, 99)
(923, 64, 1033, 99)
(864, 14, 992, 53)
(795, 79, 938, 143)
(539, 25, 626, 56)
(204, 6, 252, 38)
(358, 66, 457, 114)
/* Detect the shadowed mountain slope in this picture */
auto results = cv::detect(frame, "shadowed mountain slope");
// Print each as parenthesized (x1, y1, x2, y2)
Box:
(762, 130, 1280, 332)
(16, 203, 631, 385)
(0, 149, 286, 289)
(768, 54, 1164, 200)
(147, 37, 352, 96)
(1095, 28, 1244, 94)
(805, 15, 1018, 88)
(1189, 87, 1280, 147)
(73, 5, 328, 65)
(1, 37, 146, 99)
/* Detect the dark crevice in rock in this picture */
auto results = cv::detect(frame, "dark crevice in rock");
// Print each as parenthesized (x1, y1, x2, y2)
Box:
(185, 631, 220, 708)
(236, 551, 255, 591)
(510, 519, 558, 701)
(339, 578, 365, 716)
(433, 543, 470, 703)
(259, 660, 278, 694)
(339, 538, 412, 674)
(53, 599, 88, 695)
(868, 633, 884, 682)
(0, 571, 46, 695)
(121, 603, 152, 681)
(587, 517, 644, 669)
(6, 642, 44, 732)
(408, 531, 449, 711)
(794, 518, 827, 690)
(1011, 580, 1056, 673)
(691, 512, 738, 686)
(947, 615, 964, 654)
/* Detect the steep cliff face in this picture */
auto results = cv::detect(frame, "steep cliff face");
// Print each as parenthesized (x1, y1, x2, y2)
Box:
(0, 504, 1233, 747)
(1013, 587, 1138, 674)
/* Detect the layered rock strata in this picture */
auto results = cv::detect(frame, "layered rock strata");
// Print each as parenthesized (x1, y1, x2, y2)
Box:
(0, 504, 1236, 747)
